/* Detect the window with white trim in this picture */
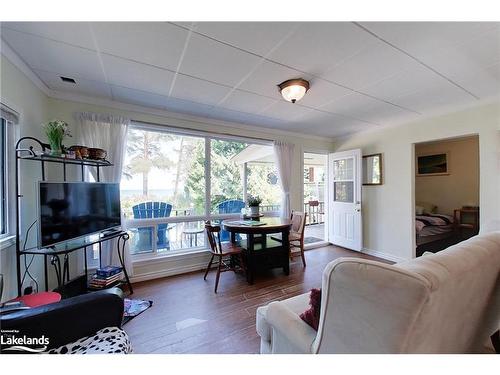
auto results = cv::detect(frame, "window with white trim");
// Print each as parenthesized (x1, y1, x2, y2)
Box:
(121, 123, 281, 256)
(0, 104, 18, 241)
(0, 118, 7, 236)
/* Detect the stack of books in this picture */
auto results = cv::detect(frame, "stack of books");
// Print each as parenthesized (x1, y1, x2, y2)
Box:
(89, 266, 124, 289)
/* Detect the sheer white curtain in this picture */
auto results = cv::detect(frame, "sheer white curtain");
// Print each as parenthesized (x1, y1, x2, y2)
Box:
(74, 112, 133, 276)
(273, 141, 295, 219)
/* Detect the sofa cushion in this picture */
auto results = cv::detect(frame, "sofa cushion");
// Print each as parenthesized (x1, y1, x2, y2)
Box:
(47, 327, 131, 354)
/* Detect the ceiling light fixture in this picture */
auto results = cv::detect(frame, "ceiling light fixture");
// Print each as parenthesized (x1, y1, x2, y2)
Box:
(278, 78, 309, 103)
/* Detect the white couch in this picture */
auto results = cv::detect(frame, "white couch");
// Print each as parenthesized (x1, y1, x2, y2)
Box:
(256, 232, 500, 353)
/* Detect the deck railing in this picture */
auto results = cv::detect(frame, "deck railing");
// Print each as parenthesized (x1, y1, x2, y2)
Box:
(304, 201, 325, 225)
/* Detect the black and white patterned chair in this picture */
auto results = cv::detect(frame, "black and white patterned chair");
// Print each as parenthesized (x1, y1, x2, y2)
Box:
(1, 288, 132, 354)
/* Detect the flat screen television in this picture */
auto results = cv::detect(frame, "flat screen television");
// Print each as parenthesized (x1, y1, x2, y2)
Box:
(38, 182, 121, 248)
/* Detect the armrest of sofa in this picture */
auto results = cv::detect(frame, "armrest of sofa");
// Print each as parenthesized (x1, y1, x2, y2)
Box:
(266, 301, 317, 353)
(0, 288, 124, 350)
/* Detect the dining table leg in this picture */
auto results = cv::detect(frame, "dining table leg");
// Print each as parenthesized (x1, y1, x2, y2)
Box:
(281, 229, 290, 276)
(247, 233, 255, 284)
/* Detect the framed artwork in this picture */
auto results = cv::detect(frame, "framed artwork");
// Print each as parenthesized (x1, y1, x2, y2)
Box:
(362, 153, 382, 185)
(416, 152, 449, 176)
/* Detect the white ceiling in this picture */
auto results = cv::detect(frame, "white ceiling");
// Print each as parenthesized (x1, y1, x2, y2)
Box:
(1, 22, 499, 138)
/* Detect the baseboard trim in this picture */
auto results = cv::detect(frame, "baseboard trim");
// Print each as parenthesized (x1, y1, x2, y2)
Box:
(130, 261, 209, 283)
(361, 248, 407, 263)
(304, 241, 329, 250)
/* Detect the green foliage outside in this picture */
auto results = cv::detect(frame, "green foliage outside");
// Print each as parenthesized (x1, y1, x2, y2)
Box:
(121, 130, 281, 217)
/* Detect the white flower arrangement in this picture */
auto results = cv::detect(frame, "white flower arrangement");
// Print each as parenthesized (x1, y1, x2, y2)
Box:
(42, 120, 71, 154)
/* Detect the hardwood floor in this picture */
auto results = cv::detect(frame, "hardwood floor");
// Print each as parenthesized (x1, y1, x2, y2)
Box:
(124, 245, 388, 354)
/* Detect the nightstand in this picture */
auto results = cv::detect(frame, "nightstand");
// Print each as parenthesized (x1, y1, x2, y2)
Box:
(454, 207, 479, 238)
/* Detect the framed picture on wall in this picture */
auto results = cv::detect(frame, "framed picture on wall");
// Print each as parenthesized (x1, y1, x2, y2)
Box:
(362, 153, 383, 185)
(416, 152, 449, 176)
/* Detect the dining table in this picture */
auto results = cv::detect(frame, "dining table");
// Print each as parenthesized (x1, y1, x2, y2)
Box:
(222, 217, 292, 284)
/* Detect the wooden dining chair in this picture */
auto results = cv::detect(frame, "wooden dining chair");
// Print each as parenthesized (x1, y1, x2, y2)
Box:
(203, 221, 246, 293)
(271, 211, 307, 267)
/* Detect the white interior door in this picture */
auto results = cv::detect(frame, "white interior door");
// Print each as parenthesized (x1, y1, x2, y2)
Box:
(328, 149, 362, 251)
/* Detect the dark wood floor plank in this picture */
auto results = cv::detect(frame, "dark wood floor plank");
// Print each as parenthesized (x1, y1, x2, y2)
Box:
(124, 245, 388, 353)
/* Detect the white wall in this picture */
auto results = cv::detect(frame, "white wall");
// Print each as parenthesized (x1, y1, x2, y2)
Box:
(0, 55, 50, 301)
(415, 136, 479, 215)
(334, 102, 500, 261)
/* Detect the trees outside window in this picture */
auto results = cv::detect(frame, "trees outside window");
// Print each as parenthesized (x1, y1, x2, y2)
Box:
(121, 125, 281, 254)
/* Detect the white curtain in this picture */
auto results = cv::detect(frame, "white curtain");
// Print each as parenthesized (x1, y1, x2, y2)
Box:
(74, 112, 133, 276)
(273, 141, 295, 219)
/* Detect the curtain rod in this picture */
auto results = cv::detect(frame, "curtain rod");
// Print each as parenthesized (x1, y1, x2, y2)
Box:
(131, 119, 275, 144)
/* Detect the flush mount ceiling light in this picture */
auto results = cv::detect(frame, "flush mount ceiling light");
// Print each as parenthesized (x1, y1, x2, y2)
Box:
(278, 78, 310, 103)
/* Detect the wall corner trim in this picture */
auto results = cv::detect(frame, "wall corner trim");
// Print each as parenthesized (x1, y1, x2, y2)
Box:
(1, 37, 51, 96)
(361, 247, 408, 263)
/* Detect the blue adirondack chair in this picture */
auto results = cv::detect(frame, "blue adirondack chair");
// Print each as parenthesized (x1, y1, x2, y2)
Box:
(132, 202, 173, 251)
(217, 199, 245, 242)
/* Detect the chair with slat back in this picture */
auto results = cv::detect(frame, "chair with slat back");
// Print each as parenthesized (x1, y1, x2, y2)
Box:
(272, 211, 307, 267)
(132, 202, 173, 251)
(217, 199, 245, 242)
(308, 200, 319, 224)
(203, 221, 245, 293)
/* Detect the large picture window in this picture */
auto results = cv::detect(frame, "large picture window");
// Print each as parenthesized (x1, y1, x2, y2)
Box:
(121, 124, 281, 256)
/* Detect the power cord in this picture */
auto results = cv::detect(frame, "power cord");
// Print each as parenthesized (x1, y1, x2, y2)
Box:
(20, 220, 39, 294)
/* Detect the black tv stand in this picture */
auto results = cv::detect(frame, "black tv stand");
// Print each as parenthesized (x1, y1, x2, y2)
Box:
(101, 228, 122, 237)
(15, 136, 133, 297)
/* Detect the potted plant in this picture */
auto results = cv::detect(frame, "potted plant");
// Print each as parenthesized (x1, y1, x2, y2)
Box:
(247, 195, 263, 217)
(42, 120, 71, 156)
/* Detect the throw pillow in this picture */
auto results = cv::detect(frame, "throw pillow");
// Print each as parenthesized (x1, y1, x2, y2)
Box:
(299, 288, 322, 330)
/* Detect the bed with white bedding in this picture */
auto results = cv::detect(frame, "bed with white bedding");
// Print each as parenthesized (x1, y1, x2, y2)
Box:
(416, 213, 455, 245)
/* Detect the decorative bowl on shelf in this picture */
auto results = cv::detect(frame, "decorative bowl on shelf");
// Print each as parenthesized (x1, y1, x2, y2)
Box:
(88, 148, 107, 160)
(68, 145, 89, 159)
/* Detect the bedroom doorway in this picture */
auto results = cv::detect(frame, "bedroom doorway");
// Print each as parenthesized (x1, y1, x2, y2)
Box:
(414, 135, 480, 257)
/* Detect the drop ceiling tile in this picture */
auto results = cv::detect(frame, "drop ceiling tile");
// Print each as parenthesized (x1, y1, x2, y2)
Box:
(298, 78, 352, 108)
(179, 33, 262, 87)
(172, 22, 197, 30)
(268, 22, 372, 76)
(321, 93, 412, 125)
(219, 90, 278, 114)
(259, 100, 316, 121)
(360, 65, 445, 102)
(208, 107, 286, 129)
(193, 22, 298, 56)
(91, 22, 187, 70)
(293, 111, 376, 137)
(164, 97, 215, 118)
(442, 63, 500, 99)
(238, 60, 304, 99)
(320, 39, 420, 90)
(170, 74, 231, 106)
(1, 22, 96, 49)
(390, 81, 473, 114)
(111, 85, 168, 109)
(101, 54, 175, 96)
(414, 29, 500, 97)
(2, 28, 105, 82)
(361, 22, 500, 59)
(35, 69, 112, 98)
